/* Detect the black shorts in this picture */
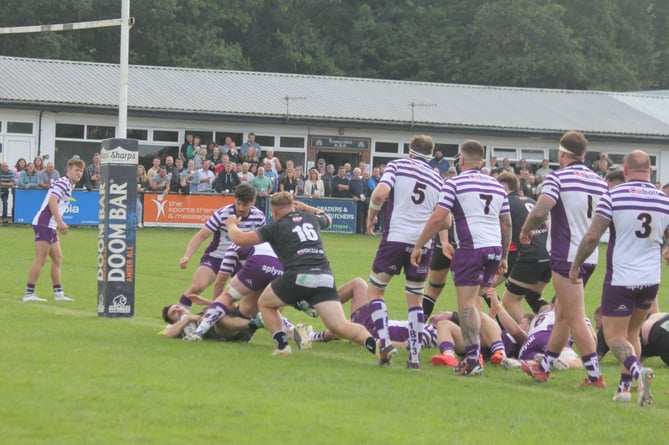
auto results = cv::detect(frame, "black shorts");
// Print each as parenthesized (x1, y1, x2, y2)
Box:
(508, 255, 551, 285)
(503, 251, 519, 279)
(271, 270, 339, 307)
(645, 314, 669, 366)
(430, 245, 452, 271)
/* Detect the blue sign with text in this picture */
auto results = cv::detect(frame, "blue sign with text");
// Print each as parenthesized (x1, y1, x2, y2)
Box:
(15, 189, 100, 226)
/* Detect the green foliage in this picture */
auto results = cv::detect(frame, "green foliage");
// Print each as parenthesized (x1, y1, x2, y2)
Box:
(0, 1, 667, 89)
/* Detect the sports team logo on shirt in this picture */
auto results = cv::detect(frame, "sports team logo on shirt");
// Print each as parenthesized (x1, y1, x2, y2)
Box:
(292, 215, 304, 223)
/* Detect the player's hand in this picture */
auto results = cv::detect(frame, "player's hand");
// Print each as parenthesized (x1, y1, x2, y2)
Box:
(226, 214, 240, 227)
(442, 243, 455, 260)
(497, 259, 508, 277)
(57, 221, 69, 235)
(519, 231, 532, 245)
(568, 266, 582, 284)
(410, 247, 422, 267)
(179, 257, 189, 269)
(187, 294, 211, 306)
(366, 218, 376, 236)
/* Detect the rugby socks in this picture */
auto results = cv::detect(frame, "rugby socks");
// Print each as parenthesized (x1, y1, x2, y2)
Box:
(25, 283, 35, 295)
(465, 343, 480, 367)
(422, 295, 436, 318)
(53, 284, 63, 293)
(273, 330, 290, 350)
(617, 373, 633, 393)
(623, 355, 642, 380)
(310, 330, 329, 342)
(195, 302, 227, 336)
(490, 340, 505, 355)
(178, 294, 192, 309)
(439, 341, 455, 355)
(370, 299, 391, 348)
(540, 349, 560, 373)
(408, 307, 424, 364)
(282, 317, 295, 332)
(582, 352, 602, 382)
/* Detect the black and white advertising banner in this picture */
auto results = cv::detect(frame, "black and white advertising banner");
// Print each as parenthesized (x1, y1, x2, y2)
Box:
(97, 139, 138, 317)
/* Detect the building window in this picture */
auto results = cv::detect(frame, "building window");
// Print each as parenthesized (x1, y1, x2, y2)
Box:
(127, 129, 149, 141)
(153, 130, 179, 142)
(86, 125, 115, 140)
(138, 145, 179, 170)
(435, 143, 459, 157)
(375, 142, 398, 153)
(56, 123, 85, 139)
(7, 121, 33, 134)
(255, 135, 275, 147)
(186, 130, 213, 144)
(492, 147, 517, 161)
(280, 136, 305, 148)
(215, 132, 243, 146)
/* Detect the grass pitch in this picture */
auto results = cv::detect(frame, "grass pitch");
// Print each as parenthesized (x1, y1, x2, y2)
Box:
(1, 224, 668, 444)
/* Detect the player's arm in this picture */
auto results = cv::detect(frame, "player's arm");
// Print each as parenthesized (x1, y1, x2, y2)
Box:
(294, 200, 331, 226)
(179, 227, 213, 268)
(519, 194, 554, 244)
(48, 194, 68, 234)
(498, 213, 512, 275)
(568, 214, 609, 283)
(164, 314, 199, 338)
(226, 215, 262, 246)
(410, 206, 451, 267)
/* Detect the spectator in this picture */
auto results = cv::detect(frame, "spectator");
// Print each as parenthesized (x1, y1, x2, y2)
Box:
(344, 162, 353, 179)
(534, 159, 551, 183)
(447, 167, 458, 179)
(593, 159, 609, 178)
(514, 158, 528, 175)
(205, 140, 215, 157)
(13, 158, 27, 183)
(349, 167, 367, 234)
(322, 163, 335, 197)
(303, 168, 324, 198)
(367, 167, 380, 194)
(251, 166, 273, 211)
(207, 145, 224, 171)
(279, 167, 299, 195)
(262, 148, 282, 174)
(172, 158, 187, 193)
(262, 159, 279, 192)
(214, 161, 240, 194)
(147, 157, 161, 188)
(179, 159, 198, 194)
(180, 133, 194, 162)
(294, 165, 305, 195)
(38, 162, 60, 189)
(332, 165, 350, 198)
(518, 168, 535, 199)
(501, 157, 513, 173)
(151, 165, 171, 193)
(278, 159, 295, 183)
(241, 132, 262, 158)
(195, 159, 215, 193)
(33, 156, 45, 173)
(1, 161, 16, 223)
(227, 140, 242, 164)
(238, 162, 255, 184)
(243, 146, 260, 174)
(221, 136, 234, 155)
(84, 152, 102, 190)
(428, 148, 450, 177)
(136, 165, 149, 228)
(316, 158, 327, 176)
(18, 163, 40, 188)
(193, 147, 207, 171)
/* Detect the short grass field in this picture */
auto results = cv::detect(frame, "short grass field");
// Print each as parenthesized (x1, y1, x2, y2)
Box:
(1, 224, 669, 444)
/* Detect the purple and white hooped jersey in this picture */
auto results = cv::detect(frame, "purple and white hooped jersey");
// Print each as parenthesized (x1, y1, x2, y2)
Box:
(540, 163, 607, 263)
(387, 320, 439, 348)
(596, 180, 669, 286)
(32, 176, 73, 228)
(220, 242, 277, 276)
(379, 158, 443, 246)
(438, 169, 509, 249)
(203, 204, 265, 259)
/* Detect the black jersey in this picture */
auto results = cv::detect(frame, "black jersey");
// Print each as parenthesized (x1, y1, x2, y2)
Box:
(256, 211, 332, 273)
(508, 192, 549, 260)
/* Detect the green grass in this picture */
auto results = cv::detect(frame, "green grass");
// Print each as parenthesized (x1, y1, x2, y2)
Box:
(1, 224, 669, 444)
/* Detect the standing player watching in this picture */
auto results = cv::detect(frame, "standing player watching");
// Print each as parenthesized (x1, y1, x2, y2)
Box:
(568, 150, 668, 405)
(495, 172, 551, 322)
(23, 157, 85, 302)
(227, 192, 378, 357)
(519, 131, 608, 387)
(177, 184, 265, 307)
(366, 134, 444, 369)
(411, 140, 511, 376)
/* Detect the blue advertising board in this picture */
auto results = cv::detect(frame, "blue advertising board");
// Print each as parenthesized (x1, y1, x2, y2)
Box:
(15, 188, 100, 226)
(264, 197, 356, 233)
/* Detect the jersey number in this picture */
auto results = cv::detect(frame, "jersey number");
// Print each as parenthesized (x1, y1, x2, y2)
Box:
(635, 213, 652, 238)
(587, 195, 593, 218)
(479, 193, 492, 215)
(411, 182, 427, 205)
(292, 223, 318, 242)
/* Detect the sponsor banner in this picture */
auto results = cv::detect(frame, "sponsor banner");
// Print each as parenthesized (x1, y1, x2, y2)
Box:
(15, 189, 100, 226)
(265, 197, 356, 233)
(98, 138, 138, 318)
(143, 193, 234, 228)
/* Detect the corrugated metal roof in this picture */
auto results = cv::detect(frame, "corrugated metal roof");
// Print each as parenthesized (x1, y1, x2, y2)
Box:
(1, 56, 669, 138)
